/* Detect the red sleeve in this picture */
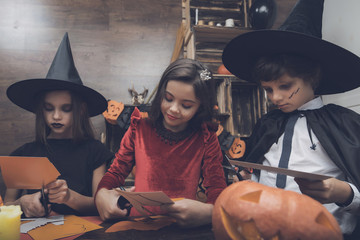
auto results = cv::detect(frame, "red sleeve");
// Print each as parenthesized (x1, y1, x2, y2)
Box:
(201, 123, 227, 204)
(96, 108, 141, 194)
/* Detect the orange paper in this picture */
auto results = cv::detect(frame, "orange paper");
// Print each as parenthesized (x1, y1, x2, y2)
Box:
(27, 215, 102, 240)
(114, 189, 174, 217)
(0, 156, 60, 189)
(102, 100, 124, 125)
(106, 215, 176, 232)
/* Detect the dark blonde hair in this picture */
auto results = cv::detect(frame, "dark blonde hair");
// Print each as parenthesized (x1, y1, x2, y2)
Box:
(149, 58, 216, 128)
(252, 54, 322, 91)
(35, 90, 95, 144)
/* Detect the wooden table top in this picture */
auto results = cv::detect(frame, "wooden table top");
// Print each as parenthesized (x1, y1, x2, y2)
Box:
(75, 220, 215, 240)
(20, 215, 215, 240)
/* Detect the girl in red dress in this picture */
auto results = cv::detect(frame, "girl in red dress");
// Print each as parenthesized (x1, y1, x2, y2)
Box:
(95, 58, 227, 227)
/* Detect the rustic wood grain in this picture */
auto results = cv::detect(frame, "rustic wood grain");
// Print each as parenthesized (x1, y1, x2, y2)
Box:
(0, 0, 181, 160)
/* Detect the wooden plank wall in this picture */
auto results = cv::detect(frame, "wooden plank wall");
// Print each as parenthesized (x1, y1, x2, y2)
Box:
(0, 0, 181, 155)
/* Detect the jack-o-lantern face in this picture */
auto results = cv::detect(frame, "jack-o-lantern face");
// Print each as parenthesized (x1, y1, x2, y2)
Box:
(225, 137, 245, 159)
(212, 181, 343, 240)
(103, 100, 124, 125)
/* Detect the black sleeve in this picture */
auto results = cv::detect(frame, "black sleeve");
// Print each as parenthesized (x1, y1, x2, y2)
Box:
(88, 140, 115, 171)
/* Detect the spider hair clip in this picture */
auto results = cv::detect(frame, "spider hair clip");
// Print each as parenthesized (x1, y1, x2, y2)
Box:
(200, 69, 212, 81)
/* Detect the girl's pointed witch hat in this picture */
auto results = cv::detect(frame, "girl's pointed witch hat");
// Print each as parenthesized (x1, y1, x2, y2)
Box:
(222, 0, 360, 95)
(7, 32, 107, 117)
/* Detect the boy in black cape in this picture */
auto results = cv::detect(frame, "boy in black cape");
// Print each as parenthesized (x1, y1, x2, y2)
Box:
(222, 0, 360, 238)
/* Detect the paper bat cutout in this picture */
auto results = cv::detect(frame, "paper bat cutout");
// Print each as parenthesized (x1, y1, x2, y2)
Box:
(228, 159, 331, 181)
(114, 189, 174, 217)
(0, 156, 60, 189)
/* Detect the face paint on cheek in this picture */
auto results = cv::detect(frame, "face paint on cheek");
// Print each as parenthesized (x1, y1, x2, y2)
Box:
(288, 87, 300, 99)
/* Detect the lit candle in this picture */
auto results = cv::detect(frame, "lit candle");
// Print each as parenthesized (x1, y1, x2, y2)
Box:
(0, 205, 22, 240)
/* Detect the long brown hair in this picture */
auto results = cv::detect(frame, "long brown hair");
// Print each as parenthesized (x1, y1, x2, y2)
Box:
(34, 90, 95, 144)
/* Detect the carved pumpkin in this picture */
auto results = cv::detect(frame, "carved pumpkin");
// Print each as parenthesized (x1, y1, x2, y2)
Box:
(217, 64, 232, 75)
(212, 181, 343, 240)
(102, 100, 124, 125)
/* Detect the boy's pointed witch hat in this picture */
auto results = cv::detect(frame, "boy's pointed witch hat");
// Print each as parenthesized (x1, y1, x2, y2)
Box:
(7, 32, 107, 116)
(222, 0, 360, 95)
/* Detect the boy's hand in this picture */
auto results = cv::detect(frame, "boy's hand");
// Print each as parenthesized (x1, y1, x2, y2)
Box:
(233, 169, 252, 182)
(294, 177, 353, 205)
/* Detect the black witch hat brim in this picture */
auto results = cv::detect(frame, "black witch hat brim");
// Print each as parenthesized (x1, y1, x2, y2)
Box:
(222, 29, 360, 95)
(6, 32, 107, 117)
(7, 78, 107, 117)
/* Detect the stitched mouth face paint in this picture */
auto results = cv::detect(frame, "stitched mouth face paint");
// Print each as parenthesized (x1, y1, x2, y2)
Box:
(289, 87, 300, 99)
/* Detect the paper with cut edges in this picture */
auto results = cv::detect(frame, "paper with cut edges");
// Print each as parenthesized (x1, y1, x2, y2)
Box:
(228, 160, 331, 181)
(0, 156, 60, 189)
(21, 215, 65, 233)
(114, 189, 175, 217)
(27, 215, 102, 240)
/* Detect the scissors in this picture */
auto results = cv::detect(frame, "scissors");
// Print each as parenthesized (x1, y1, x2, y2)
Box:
(117, 186, 133, 217)
(223, 155, 252, 181)
(40, 185, 50, 217)
(223, 164, 244, 181)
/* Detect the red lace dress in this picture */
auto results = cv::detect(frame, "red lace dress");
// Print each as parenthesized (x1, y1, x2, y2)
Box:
(97, 108, 227, 215)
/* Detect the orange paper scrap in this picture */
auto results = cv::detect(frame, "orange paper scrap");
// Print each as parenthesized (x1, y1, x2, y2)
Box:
(27, 215, 102, 240)
(114, 189, 175, 217)
(102, 100, 124, 125)
(106, 215, 176, 232)
(0, 156, 60, 189)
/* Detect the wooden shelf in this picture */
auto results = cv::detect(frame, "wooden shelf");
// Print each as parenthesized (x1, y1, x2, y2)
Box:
(213, 74, 258, 85)
(193, 25, 252, 43)
(213, 73, 235, 78)
(174, 0, 268, 137)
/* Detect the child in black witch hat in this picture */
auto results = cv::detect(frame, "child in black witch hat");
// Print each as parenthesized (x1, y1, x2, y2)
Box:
(4, 33, 114, 217)
(223, 0, 360, 238)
